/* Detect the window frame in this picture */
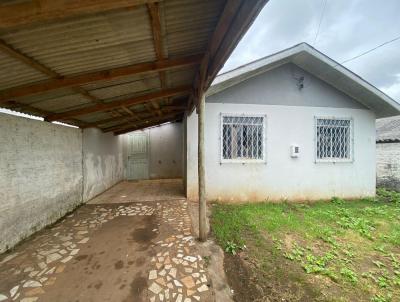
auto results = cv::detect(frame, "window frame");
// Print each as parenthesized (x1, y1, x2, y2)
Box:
(219, 113, 267, 164)
(314, 116, 354, 163)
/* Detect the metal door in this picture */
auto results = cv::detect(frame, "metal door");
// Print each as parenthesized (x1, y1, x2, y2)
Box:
(127, 132, 149, 180)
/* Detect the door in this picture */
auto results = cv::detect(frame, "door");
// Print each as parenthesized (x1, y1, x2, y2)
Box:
(127, 132, 149, 180)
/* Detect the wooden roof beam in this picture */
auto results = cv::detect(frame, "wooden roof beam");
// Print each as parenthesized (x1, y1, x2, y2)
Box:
(0, 39, 103, 106)
(2, 101, 87, 127)
(103, 111, 182, 133)
(0, 0, 160, 29)
(148, 2, 166, 116)
(190, 0, 268, 109)
(0, 54, 201, 103)
(112, 113, 183, 135)
(45, 85, 191, 122)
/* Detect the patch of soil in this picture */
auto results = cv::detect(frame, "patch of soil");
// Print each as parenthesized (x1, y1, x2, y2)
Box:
(223, 235, 324, 302)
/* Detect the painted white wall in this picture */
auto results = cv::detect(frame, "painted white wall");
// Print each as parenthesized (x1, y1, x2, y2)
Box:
(0, 113, 83, 252)
(82, 128, 125, 202)
(186, 104, 376, 202)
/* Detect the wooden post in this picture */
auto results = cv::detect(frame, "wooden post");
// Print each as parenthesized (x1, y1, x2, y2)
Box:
(198, 93, 207, 241)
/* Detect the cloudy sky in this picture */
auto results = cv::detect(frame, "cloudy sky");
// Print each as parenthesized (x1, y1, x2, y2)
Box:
(221, 0, 400, 104)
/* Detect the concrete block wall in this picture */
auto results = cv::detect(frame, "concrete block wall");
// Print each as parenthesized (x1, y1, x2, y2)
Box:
(82, 128, 125, 202)
(0, 113, 83, 253)
(0, 114, 126, 253)
(376, 142, 400, 191)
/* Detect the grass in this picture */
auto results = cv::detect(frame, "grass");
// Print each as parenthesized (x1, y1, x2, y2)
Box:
(211, 188, 400, 302)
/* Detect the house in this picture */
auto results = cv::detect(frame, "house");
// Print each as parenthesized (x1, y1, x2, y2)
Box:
(376, 116, 400, 191)
(183, 43, 400, 202)
(0, 0, 268, 251)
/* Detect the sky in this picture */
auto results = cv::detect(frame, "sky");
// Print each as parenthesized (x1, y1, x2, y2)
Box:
(220, 0, 400, 104)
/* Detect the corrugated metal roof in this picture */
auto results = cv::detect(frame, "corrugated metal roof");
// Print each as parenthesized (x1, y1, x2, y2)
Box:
(0, 0, 266, 133)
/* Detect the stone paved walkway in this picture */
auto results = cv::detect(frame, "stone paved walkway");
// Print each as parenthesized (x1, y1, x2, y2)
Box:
(0, 180, 212, 302)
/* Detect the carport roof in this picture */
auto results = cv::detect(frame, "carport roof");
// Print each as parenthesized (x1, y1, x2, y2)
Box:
(208, 43, 400, 118)
(0, 0, 268, 135)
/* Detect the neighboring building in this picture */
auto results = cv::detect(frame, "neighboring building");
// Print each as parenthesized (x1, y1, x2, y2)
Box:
(184, 43, 400, 202)
(376, 116, 400, 191)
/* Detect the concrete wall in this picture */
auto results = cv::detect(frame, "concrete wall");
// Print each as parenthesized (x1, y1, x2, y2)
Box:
(82, 128, 125, 202)
(124, 122, 183, 179)
(0, 113, 83, 252)
(148, 122, 183, 179)
(376, 142, 400, 191)
(186, 64, 376, 202)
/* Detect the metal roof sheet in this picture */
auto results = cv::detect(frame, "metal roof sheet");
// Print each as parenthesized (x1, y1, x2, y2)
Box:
(0, 0, 269, 133)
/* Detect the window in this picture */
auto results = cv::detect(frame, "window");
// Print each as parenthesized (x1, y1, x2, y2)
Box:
(315, 117, 352, 162)
(221, 114, 265, 162)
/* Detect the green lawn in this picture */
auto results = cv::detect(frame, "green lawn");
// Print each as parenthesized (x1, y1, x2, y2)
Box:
(211, 189, 400, 302)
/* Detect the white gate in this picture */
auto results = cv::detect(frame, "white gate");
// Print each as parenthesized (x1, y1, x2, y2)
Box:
(127, 132, 149, 180)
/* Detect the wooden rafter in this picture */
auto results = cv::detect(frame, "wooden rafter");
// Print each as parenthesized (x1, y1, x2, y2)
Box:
(2, 101, 87, 127)
(147, 2, 167, 116)
(45, 86, 191, 122)
(112, 113, 183, 135)
(121, 106, 141, 121)
(103, 111, 182, 132)
(0, 54, 201, 103)
(0, 0, 159, 29)
(190, 0, 269, 109)
(102, 112, 179, 132)
(82, 103, 184, 129)
(0, 39, 102, 105)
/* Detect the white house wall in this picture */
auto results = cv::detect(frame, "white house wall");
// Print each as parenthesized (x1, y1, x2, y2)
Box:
(82, 128, 125, 202)
(186, 104, 376, 202)
(186, 63, 377, 202)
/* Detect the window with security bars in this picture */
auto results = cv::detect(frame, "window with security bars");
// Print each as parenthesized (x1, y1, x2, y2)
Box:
(221, 115, 265, 162)
(316, 117, 352, 161)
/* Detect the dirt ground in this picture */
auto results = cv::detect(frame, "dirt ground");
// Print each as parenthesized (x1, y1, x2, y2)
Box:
(0, 179, 214, 302)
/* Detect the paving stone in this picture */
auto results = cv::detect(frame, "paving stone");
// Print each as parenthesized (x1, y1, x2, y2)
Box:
(10, 285, 19, 297)
(169, 268, 177, 278)
(197, 284, 209, 292)
(25, 287, 45, 296)
(46, 253, 62, 264)
(181, 276, 195, 289)
(23, 280, 42, 288)
(149, 282, 162, 295)
(149, 270, 157, 280)
(174, 280, 183, 287)
(61, 256, 73, 263)
(176, 293, 183, 302)
(78, 238, 89, 244)
(12, 292, 20, 300)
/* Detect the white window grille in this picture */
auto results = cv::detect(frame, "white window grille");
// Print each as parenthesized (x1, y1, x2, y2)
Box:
(315, 117, 353, 162)
(221, 114, 266, 163)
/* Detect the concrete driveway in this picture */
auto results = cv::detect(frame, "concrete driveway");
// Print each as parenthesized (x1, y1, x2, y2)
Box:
(0, 180, 212, 302)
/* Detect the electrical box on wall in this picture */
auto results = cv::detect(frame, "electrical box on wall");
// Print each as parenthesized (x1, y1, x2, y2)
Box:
(291, 144, 300, 158)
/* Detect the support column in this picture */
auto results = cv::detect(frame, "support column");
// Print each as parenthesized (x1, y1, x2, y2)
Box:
(198, 93, 207, 241)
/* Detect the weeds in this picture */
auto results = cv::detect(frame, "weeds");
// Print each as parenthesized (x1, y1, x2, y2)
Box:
(211, 188, 400, 301)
